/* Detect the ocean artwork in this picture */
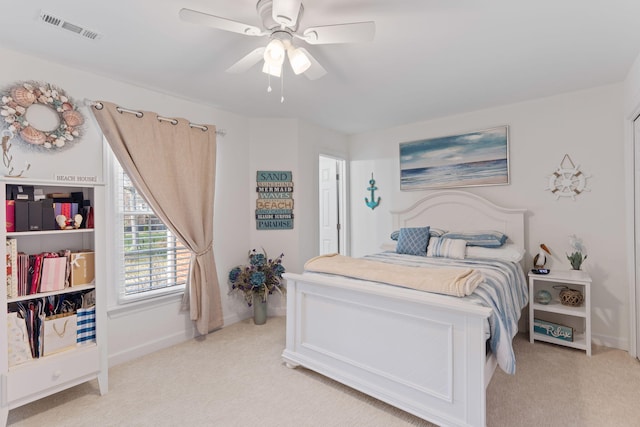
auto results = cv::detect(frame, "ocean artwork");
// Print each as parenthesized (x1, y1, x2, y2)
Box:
(399, 126, 509, 190)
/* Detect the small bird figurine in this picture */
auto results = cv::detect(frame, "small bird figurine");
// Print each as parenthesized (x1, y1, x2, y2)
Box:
(533, 244, 552, 268)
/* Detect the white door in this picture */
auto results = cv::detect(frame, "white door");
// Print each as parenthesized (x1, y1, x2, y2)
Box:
(319, 156, 339, 254)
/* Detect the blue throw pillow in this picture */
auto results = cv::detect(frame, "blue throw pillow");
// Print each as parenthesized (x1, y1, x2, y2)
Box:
(396, 227, 430, 256)
(391, 227, 446, 241)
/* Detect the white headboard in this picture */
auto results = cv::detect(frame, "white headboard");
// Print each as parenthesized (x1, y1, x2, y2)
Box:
(390, 190, 526, 249)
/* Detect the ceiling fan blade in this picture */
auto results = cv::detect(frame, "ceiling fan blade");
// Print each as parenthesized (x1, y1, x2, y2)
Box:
(300, 21, 375, 45)
(297, 48, 326, 80)
(226, 47, 266, 73)
(272, 0, 303, 28)
(179, 8, 264, 36)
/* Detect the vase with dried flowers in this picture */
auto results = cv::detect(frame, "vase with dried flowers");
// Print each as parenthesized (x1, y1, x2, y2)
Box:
(228, 249, 285, 325)
(567, 234, 587, 270)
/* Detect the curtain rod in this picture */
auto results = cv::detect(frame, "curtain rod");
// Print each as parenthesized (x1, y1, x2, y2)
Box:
(84, 99, 227, 137)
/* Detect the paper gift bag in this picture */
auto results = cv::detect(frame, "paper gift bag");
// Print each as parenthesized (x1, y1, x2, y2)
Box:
(70, 251, 95, 286)
(42, 314, 77, 356)
(39, 256, 68, 292)
(76, 306, 96, 344)
(7, 312, 33, 366)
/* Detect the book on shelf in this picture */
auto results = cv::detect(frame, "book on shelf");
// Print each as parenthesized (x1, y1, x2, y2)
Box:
(30, 253, 43, 295)
(9, 250, 73, 297)
(6, 200, 15, 232)
(53, 203, 79, 219)
(46, 192, 71, 199)
(30, 252, 69, 294)
(6, 238, 18, 298)
(17, 252, 28, 296)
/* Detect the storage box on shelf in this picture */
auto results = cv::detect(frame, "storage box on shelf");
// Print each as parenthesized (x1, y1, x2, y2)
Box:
(0, 178, 107, 427)
(528, 269, 591, 355)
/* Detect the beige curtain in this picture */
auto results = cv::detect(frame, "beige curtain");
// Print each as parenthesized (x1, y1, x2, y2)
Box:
(91, 101, 222, 334)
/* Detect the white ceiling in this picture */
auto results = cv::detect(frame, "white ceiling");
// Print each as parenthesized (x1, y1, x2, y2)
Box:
(2, 0, 640, 135)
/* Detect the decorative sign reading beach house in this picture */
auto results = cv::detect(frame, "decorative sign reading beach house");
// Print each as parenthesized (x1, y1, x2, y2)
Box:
(256, 170, 294, 230)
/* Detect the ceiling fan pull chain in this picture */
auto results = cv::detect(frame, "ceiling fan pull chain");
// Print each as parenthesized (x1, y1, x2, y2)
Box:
(281, 67, 285, 103)
(267, 73, 272, 93)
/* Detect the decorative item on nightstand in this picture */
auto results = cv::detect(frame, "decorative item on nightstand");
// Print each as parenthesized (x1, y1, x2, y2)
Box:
(534, 318, 574, 342)
(535, 289, 552, 305)
(554, 285, 584, 307)
(567, 234, 587, 270)
(533, 243, 551, 268)
(228, 249, 286, 325)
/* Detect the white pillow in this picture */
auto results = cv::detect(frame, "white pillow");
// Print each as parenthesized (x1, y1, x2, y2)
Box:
(426, 237, 466, 259)
(465, 243, 526, 262)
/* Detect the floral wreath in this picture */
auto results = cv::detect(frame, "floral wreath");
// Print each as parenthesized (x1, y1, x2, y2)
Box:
(0, 81, 84, 150)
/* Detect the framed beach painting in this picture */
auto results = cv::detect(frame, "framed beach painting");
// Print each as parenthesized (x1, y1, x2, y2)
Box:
(399, 125, 509, 191)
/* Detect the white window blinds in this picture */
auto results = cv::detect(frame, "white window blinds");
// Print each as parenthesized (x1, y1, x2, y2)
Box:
(118, 168, 189, 297)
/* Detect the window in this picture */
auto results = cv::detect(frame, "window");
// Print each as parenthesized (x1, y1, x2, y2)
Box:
(116, 165, 189, 300)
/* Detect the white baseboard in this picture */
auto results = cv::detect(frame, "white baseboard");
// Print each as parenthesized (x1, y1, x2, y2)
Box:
(108, 329, 195, 367)
(108, 310, 283, 367)
(592, 333, 629, 352)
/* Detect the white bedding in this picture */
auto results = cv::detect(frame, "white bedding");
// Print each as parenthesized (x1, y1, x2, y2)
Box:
(306, 251, 528, 374)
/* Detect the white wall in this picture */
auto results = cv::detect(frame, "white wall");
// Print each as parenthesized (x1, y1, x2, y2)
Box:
(624, 54, 640, 115)
(0, 46, 254, 366)
(244, 118, 348, 317)
(349, 84, 628, 349)
(297, 120, 349, 263)
(243, 118, 299, 318)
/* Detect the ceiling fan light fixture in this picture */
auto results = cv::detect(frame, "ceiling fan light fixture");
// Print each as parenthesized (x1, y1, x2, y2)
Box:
(288, 46, 311, 75)
(262, 61, 282, 77)
(263, 38, 286, 66)
(180, 1, 376, 85)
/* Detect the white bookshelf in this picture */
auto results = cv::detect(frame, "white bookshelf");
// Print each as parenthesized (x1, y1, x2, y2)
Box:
(0, 178, 107, 426)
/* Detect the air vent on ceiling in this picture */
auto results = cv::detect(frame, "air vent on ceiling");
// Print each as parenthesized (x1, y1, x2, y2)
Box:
(39, 11, 102, 40)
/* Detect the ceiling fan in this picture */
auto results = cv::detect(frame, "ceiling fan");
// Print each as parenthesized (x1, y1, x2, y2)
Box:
(179, 0, 375, 81)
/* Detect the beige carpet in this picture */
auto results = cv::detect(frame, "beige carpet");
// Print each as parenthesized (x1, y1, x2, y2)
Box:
(7, 316, 640, 427)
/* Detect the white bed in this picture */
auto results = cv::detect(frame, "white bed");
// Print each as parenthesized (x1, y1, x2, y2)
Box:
(281, 190, 526, 427)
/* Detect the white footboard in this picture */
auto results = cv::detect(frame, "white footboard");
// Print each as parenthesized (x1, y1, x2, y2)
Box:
(282, 272, 494, 427)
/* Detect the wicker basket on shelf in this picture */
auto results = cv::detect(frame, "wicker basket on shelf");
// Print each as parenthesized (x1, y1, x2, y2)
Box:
(555, 285, 584, 307)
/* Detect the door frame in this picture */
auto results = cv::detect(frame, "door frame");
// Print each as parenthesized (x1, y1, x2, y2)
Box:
(625, 101, 640, 358)
(318, 153, 348, 255)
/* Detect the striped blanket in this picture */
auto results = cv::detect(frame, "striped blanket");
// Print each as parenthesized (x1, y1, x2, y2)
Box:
(364, 252, 528, 374)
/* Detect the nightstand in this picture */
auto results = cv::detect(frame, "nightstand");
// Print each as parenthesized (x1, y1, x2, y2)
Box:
(528, 270, 591, 356)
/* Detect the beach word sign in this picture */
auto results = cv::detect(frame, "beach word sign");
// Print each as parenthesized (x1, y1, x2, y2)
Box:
(256, 170, 294, 230)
